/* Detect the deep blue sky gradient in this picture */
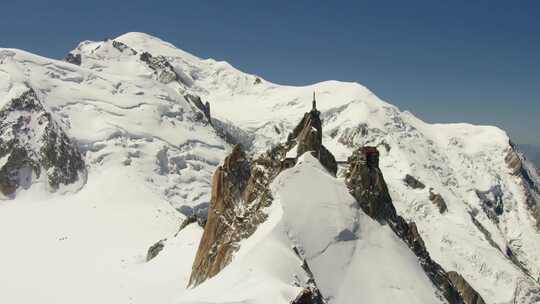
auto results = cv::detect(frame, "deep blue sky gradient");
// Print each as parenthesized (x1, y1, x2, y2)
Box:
(1, 0, 538, 144)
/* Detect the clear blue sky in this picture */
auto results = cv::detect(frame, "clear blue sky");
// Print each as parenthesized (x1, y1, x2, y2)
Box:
(1, 0, 538, 144)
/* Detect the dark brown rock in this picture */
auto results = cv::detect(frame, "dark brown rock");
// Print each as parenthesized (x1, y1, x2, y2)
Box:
(146, 239, 165, 262)
(290, 287, 326, 304)
(505, 146, 522, 176)
(189, 145, 251, 286)
(287, 101, 337, 176)
(404, 174, 426, 189)
(345, 147, 397, 221)
(189, 144, 280, 287)
(345, 146, 477, 304)
(447, 271, 486, 304)
(506, 142, 540, 231)
(429, 188, 448, 213)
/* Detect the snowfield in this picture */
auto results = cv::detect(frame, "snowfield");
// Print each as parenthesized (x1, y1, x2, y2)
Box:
(0, 32, 539, 303)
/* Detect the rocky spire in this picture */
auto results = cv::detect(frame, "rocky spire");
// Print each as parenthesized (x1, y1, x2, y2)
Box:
(189, 145, 252, 286)
(189, 144, 279, 287)
(285, 94, 336, 175)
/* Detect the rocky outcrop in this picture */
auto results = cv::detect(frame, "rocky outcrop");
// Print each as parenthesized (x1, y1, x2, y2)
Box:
(178, 213, 206, 232)
(111, 40, 137, 55)
(396, 219, 465, 303)
(64, 52, 81, 65)
(291, 287, 326, 304)
(189, 145, 251, 286)
(0, 87, 86, 197)
(189, 144, 279, 287)
(287, 100, 337, 176)
(345, 146, 482, 304)
(429, 188, 448, 213)
(505, 145, 523, 176)
(447, 272, 486, 304)
(291, 246, 327, 304)
(185, 94, 212, 124)
(507, 143, 540, 231)
(404, 174, 426, 189)
(345, 147, 397, 221)
(146, 239, 165, 262)
(476, 185, 504, 222)
(139, 52, 178, 84)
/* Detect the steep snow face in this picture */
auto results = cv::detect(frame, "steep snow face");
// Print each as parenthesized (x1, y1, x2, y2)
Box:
(271, 154, 446, 304)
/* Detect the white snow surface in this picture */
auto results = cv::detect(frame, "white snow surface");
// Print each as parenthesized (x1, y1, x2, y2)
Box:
(272, 154, 446, 304)
(0, 32, 539, 303)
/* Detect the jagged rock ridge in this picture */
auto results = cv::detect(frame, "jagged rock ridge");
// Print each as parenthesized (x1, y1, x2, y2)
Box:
(345, 146, 484, 304)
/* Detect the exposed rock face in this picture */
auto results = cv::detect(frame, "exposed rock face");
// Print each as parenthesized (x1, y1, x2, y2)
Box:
(64, 52, 81, 65)
(189, 144, 278, 287)
(287, 103, 337, 176)
(507, 143, 540, 231)
(291, 246, 327, 304)
(0, 87, 86, 197)
(291, 287, 326, 304)
(345, 147, 397, 221)
(395, 219, 465, 303)
(139, 52, 178, 84)
(476, 185, 504, 222)
(146, 239, 165, 262)
(111, 40, 137, 55)
(429, 188, 448, 213)
(178, 213, 206, 232)
(189, 145, 251, 286)
(447, 272, 486, 304)
(505, 145, 523, 176)
(345, 146, 481, 304)
(404, 174, 426, 189)
(184, 94, 212, 124)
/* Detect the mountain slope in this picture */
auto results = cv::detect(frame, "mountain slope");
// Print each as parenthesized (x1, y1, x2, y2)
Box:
(0, 32, 539, 304)
(0, 85, 86, 197)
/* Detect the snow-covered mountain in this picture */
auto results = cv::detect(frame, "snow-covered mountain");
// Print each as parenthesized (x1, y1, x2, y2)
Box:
(0, 32, 538, 304)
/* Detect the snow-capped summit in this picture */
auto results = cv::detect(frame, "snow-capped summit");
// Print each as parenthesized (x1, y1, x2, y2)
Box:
(0, 32, 538, 304)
